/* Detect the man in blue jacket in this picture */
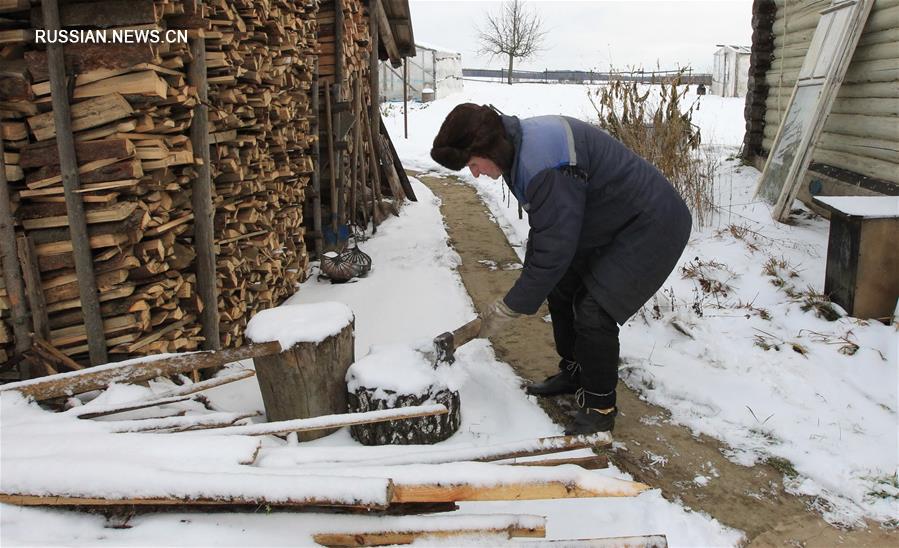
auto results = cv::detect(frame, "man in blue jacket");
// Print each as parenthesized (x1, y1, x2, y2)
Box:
(431, 103, 692, 435)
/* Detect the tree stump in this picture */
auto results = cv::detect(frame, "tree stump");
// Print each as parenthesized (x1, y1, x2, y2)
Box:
(345, 344, 462, 445)
(247, 303, 355, 442)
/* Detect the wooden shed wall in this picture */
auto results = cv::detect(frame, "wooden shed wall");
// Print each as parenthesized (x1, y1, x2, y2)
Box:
(759, 0, 899, 196)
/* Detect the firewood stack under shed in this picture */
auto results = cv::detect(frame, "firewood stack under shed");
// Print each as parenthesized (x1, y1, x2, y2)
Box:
(0, 0, 411, 374)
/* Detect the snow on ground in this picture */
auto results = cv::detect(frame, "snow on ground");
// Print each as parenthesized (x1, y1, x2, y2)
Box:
(383, 79, 898, 526)
(3, 79, 894, 546)
(0, 173, 740, 544)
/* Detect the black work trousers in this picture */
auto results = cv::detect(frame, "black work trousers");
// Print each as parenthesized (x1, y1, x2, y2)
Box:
(546, 263, 620, 409)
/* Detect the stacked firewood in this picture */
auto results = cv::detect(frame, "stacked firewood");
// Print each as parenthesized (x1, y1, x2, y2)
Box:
(203, 0, 317, 347)
(2, 4, 204, 359)
(0, 0, 318, 364)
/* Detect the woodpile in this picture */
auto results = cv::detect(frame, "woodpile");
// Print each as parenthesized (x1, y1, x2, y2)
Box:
(200, 0, 318, 347)
(1, 0, 207, 362)
(0, 0, 324, 369)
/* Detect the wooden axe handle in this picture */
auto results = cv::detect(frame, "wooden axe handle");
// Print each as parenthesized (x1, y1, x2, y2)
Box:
(452, 317, 482, 348)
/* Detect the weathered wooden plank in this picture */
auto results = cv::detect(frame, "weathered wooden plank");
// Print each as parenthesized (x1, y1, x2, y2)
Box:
(313, 516, 545, 546)
(391, 476, 649, 503)
(0, 342, 282, 401)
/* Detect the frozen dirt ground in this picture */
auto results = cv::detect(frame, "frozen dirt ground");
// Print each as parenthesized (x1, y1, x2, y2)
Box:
(416, 173, 898, 547)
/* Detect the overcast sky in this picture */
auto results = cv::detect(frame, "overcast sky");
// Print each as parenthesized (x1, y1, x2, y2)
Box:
(408, 1, 753, 73)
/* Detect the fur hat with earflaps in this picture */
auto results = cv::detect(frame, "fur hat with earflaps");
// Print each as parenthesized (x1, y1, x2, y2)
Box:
(430, 103, 514, 172)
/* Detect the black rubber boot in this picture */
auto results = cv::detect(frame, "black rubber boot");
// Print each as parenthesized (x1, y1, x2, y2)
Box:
(525, 360, 580, 397)
(565, 406, 617, 435)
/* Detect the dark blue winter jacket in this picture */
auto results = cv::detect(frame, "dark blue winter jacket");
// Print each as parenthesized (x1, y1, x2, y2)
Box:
(500, 114, 692, 324)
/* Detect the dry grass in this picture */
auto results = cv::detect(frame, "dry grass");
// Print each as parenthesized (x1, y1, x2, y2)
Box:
(588, 69, 716, 227)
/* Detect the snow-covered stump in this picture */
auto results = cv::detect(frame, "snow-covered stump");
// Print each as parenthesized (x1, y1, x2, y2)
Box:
(246, 303, 355, 442)
(346, 345, 463, 445)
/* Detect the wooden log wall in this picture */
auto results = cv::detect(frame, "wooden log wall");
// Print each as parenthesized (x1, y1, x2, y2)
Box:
(759, 0, 899, 185)
(0, 0, 321, 370)
(742, 0, 776, 160)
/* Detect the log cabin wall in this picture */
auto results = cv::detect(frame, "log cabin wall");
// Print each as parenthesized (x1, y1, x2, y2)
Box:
(748, 0, 899, 204)
(0, 0, 412, 374)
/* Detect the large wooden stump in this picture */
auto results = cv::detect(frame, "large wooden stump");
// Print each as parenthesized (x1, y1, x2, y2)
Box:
(346, 345, 462, 445)
(247, 303, 355, 442)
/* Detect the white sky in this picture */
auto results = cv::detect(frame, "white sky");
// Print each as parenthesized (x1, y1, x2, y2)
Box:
(408, 0, 753, 73)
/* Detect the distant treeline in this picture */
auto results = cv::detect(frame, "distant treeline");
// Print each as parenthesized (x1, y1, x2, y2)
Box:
(462, 68, 712, 85)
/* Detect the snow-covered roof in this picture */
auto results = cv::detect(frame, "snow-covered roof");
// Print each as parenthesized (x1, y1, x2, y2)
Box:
(415, 40, 460, 54)
(715, 44, 751, 54)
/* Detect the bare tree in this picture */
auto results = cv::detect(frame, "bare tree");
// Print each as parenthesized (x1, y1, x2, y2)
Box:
(477, 0, 546, 85)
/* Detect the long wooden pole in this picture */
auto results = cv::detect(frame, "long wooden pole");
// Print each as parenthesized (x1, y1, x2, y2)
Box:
(311, 59, 323, 258)
(324, 81, 339, 236)
(369, 0, 383, 231)
(188, 35, 221, 351)
(41, 0, 107, 365)
(403, 59, 408, 139)
(16, 234, 48, 340)
(0, 136, 31, 376)
(334, 0, 346, 231)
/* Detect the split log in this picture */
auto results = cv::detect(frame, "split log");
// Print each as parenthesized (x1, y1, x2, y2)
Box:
(0, 342, 281, 401)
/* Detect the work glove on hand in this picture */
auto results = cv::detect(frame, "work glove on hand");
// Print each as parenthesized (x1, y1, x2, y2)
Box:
(479, 298, 522, 338)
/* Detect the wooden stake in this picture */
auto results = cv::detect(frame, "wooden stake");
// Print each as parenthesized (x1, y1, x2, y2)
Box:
(311, 60, 323, 258)
(324, 80, 339, 237)
(188, 35, 220, 351)
(0, 135, 32, 376)
(0, 341, 281, 401)
(41, 0, 107, 365)
(369, 0, 383, 231)
(403, 59, 408, 139)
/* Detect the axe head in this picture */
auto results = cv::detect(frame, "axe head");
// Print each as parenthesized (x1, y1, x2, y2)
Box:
(431, 331, 456, 367)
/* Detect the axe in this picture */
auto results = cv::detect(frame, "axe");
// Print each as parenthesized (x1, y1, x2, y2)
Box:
(429, 318, 482, 368)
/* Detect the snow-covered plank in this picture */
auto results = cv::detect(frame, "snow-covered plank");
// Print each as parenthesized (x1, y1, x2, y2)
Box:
(383, 463, 649, 502)
(0, 475, 392, 509)
(281, 433, 613, 468)
(179, 404, 448, 437)
(311, 513, 546, 546)
(107, 412, 258, 433)
(507, 454, 609, 469)
(66, 394, 193, 419)
(152, 369, 256, 398)
(537, 535, 669, 547)
(0, 342, 280, 401)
